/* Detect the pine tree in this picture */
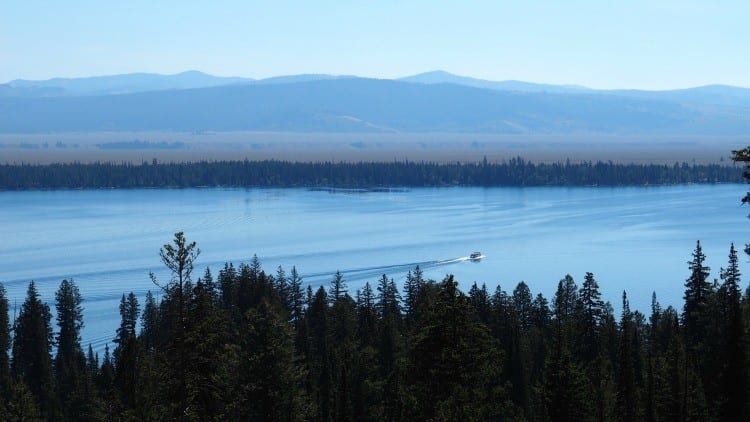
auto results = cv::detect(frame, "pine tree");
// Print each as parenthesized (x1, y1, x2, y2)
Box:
(683, 240, 711, 348)
(275, 265, 288, 306)
(233, 299, 310, 421)
(512, 281, 533, 331)
(356, 282, 378, 348)
(403, 266, 424, 324)
(218, 262, 237, 310)
(0, 283, 10, 397)
(468, 282, 491, 324)
(181, 279, 234, 420)
(150, 232, 200, 417)
(328, 270, 348, 304)
(406, 275, 510, 420)
(554, 274, 579, 323)
(54, 279, 88, 419)
(12, 281, 55, 417)
(616, 291, 640, 422)
(719, 243, 747, 419)
(86, 345, 98, 381)
(202, 267, 217, 302)
(288, 266, 305, 328)
(139, 291, 159, 351)
(114, 292, 140, 410)
(5, 380, 43, 421)
(578, 272, 605, 364)
(306, 286, 333, 421)
(376, 274, 401, 318)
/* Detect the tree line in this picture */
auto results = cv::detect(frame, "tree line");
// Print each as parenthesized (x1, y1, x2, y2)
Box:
(0, 232, 748, 421)
(0, 158, 742, 190)
(1, 147, 749, 420)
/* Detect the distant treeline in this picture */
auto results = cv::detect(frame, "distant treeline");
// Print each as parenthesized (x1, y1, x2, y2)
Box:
(0, 158, 742, 190)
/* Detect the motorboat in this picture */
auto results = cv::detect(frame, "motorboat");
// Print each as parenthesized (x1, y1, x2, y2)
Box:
(469, 251, 483, 260)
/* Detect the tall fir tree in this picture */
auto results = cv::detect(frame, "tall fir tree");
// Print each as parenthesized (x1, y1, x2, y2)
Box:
(12, 281, 55, 418)
(288, 266, 305, 328)
(719, 243, 748, 420)
(139, 290, 159, 351)
(113, 292, 140, 411)
(54, 279, 89, 420)
(616, 292, 640, 422)
(0, 283, 10, 397)
(683, 240, 712, 348)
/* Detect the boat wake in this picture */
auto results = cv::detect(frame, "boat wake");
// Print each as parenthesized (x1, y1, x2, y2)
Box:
(302, 254, 484, 285)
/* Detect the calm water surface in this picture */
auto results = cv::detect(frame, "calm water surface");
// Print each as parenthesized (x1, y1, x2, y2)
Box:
(0, 186, 747, 351)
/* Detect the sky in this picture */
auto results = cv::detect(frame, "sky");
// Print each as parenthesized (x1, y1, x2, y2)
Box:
(1, 0, 749, 89)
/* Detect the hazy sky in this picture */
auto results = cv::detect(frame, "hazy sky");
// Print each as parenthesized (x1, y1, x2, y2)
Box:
(2, 0, 748, 89)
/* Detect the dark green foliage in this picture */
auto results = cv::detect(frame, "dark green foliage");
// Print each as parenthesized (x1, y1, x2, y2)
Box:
(719, 243, 748, 420)
(0, 283, 10, 397)
(12, 282, 55, 418)
(113, 292, 140, 410)
(139, 290, 159, 350)
(405, 276, 511, 421)
(0, 159, 741, 190)
(4, 227, 750, 420)
(53, 279, 92, 420)
(328, 271, 348, 304)
(233, 299, 310, 421)
(683, 241, 712, 348)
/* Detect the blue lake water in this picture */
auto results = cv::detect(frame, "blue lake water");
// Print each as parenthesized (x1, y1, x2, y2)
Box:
(1, 185, 748, 352)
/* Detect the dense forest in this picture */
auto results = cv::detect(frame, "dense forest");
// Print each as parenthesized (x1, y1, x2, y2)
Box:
(0, 158, 742, 190)
(0, 234, 748, 421)
(0, 149, 749, 421)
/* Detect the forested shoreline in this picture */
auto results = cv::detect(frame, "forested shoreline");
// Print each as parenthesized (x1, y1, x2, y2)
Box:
(0, 158, 742, 190)
(0, 231, 748, 420)
(0, 150, 748, 420)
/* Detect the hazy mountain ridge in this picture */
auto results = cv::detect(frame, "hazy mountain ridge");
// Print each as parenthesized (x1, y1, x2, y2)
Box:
(3, 77, 750, 135)
(4, 70, 750, 104)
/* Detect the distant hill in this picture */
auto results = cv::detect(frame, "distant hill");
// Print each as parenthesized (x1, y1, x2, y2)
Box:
(2, 77, 750, 135)
(399, 70, 592, 94)
(401, 71, 750, 108)
(4, 69, 750, 109)
(2, 70, 253, 96)
(0, 71, 357, 97)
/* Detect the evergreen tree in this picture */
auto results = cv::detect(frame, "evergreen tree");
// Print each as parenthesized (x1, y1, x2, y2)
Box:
(275, 265, 289, 309)
(306, 286, 333, 421)
(328, 270, 348, 304)
(579, 272, 605, 360)
(139, 290, 159, 350)
(683, 240, 712, 348)
(406, 275, 511, 420)
(5, 380, 43, 421)
(616, 291, 640, 422)
(54, 279, 88, 420)
(113, 292, 140, 410)
(181, 279, 234, 420)
(356, 282, 378, 348)
(150, 232, 201, 418)
(12, 281, 55, 417)
(512, 281, 533, 332)
(233, 299, 310, 421)
(403, 266, 424, 324)
(719, 243, 748, 420)
(218, 262, 237, 310)
(288, 266, 305, 328)
(0, 283, 10, 397)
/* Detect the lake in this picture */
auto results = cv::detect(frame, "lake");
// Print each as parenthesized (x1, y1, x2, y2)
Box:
(1, 185, 747, 352)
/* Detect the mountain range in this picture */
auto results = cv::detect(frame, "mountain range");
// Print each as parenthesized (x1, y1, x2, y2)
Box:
(1, 70, 749, 135)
